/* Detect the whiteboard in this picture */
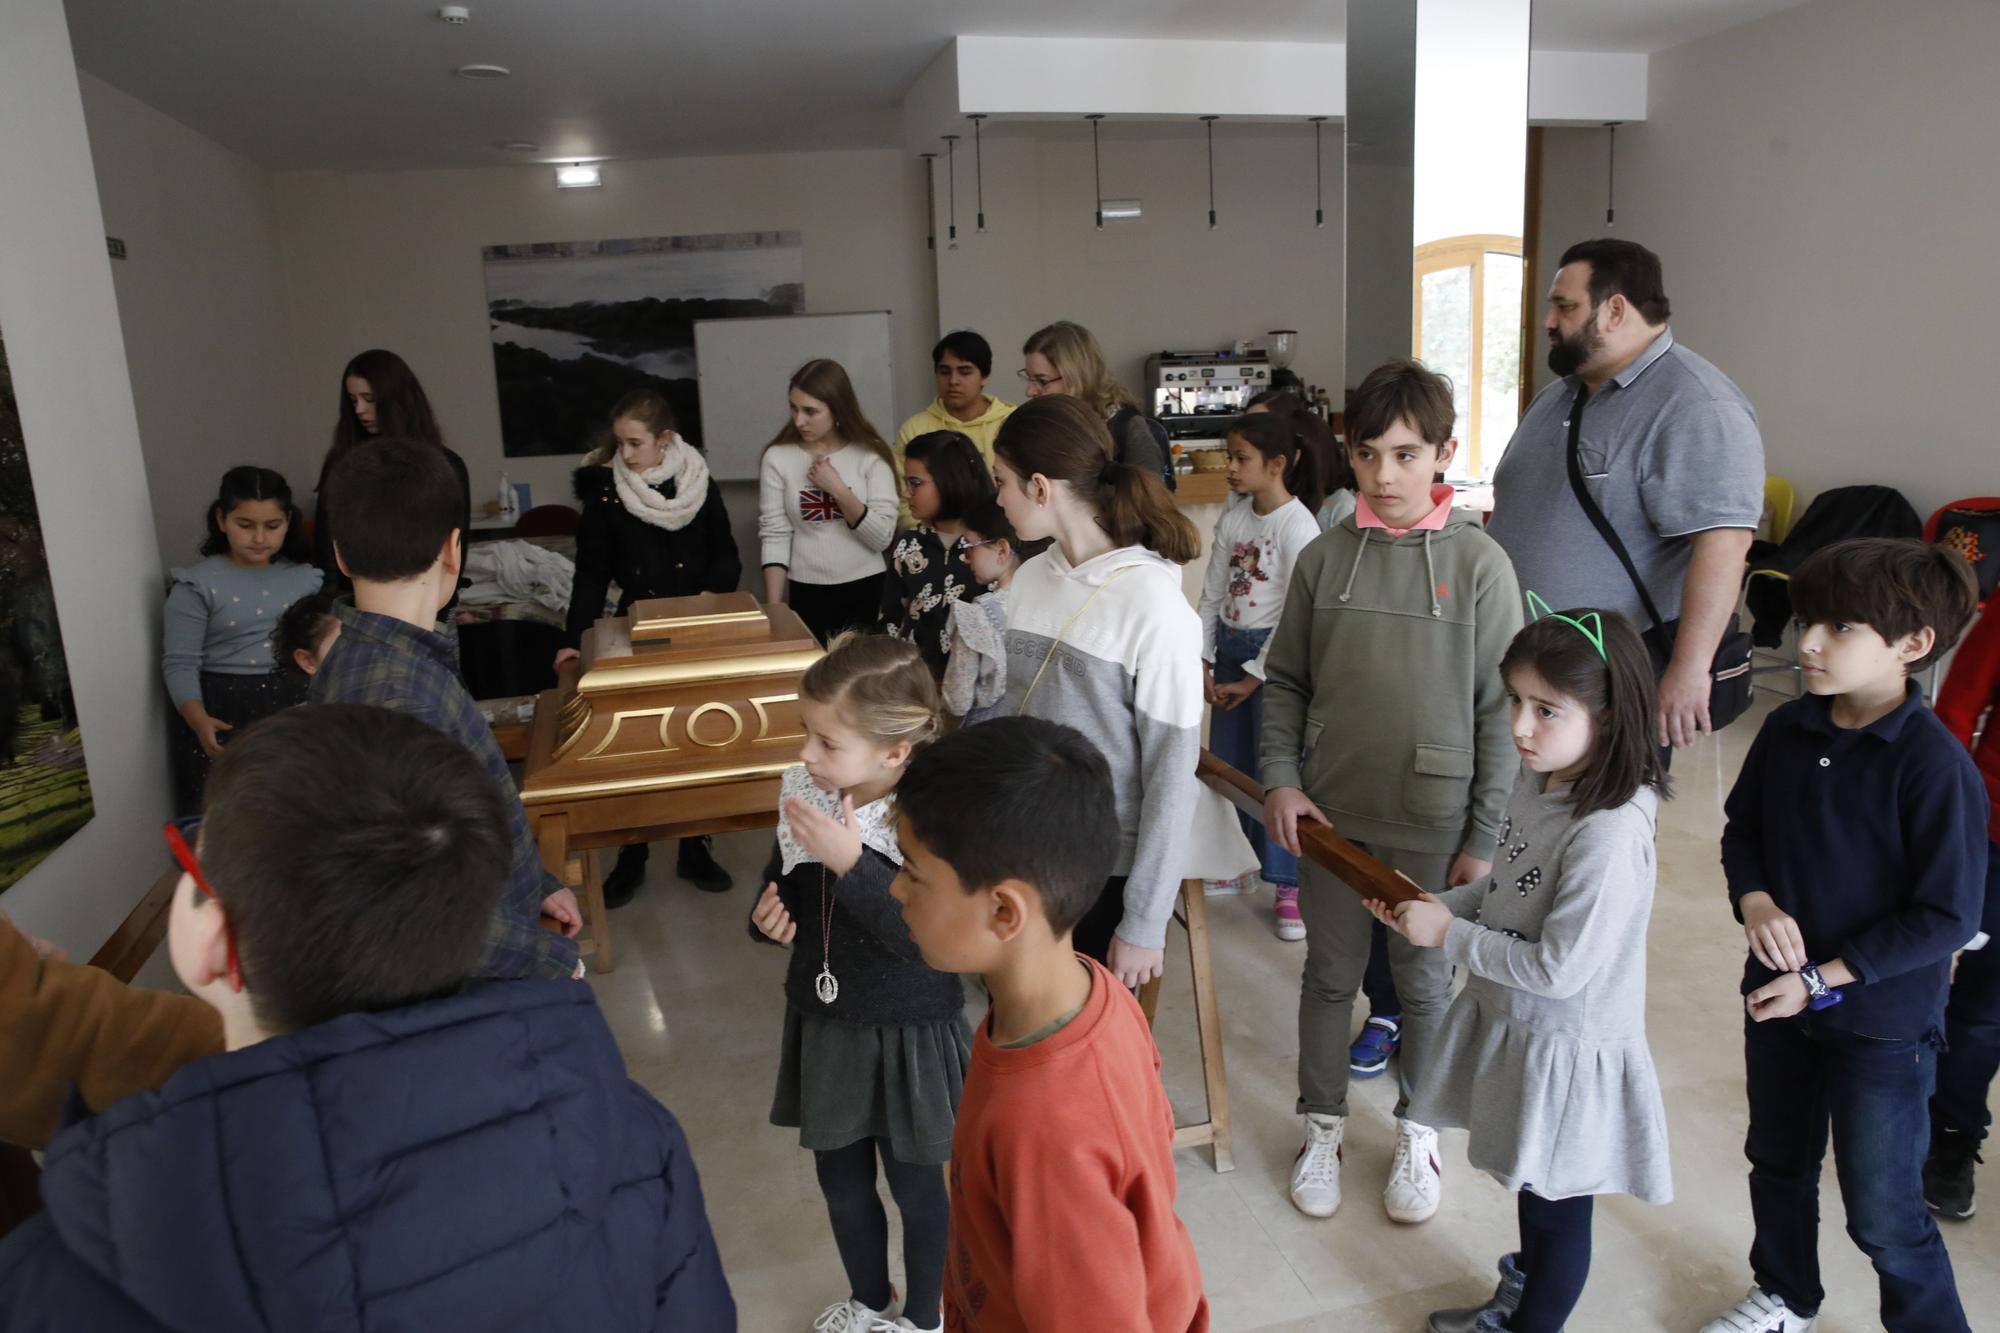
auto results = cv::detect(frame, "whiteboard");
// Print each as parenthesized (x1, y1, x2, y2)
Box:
(694, 311, 896, 482)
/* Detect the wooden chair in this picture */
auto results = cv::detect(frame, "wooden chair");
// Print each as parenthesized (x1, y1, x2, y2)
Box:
(1136, 879, 1234, 1172)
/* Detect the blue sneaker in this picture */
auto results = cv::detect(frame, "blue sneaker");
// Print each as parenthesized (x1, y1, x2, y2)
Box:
(1348, 1015, 1401, 1077)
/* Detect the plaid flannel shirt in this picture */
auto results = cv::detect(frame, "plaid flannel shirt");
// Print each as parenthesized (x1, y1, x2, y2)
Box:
(311, 605, 578, 981)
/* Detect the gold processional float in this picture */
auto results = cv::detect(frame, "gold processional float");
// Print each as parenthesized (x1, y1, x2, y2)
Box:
(520, 592, 823, 970)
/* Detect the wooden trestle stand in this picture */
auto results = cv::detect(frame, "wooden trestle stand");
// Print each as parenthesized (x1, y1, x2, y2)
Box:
(520, 593, 822, 972)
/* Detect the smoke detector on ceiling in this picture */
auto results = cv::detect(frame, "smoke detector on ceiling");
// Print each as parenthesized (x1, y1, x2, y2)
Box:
(438, 6, 471, 24)
(454, 63, 510, 79)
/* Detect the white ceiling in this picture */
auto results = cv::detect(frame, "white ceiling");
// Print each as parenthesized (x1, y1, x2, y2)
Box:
(63, 0, 1812, 173)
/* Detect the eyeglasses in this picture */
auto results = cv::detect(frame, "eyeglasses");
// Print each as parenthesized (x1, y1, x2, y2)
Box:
(959, 536, 1000, 552)
(1016, 370, 1063, 390)
(163, 815, 243, 992)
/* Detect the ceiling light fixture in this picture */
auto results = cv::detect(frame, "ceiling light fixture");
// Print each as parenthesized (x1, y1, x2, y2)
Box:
(1087, 114, 1106, 230)
(555, 163, 601, 189)
(968, 114, 988, 233)
(1100, 199, 1143, 221)
(1604, 122, 1622, 226)
(942, 134, 960, 249)
(1310, 116, 1328, 228)
(437, 5, 471, 24)
(920, 152, 938, 251)
(1202, 115, 1219, 230)
(455, 63, 510, 79)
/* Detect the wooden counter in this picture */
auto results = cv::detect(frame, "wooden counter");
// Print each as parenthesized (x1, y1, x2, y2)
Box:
(1173, 471, 1232, 506)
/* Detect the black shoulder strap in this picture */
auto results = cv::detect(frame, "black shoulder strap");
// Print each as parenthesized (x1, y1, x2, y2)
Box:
(1563, 387, 1666, 631)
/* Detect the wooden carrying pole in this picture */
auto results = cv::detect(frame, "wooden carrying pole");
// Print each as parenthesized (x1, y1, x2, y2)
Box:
(1138, 753, 1417, 1174)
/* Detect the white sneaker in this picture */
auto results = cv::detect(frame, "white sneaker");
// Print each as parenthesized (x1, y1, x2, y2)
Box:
(1288, 1113, 1345, 1216)
(814, 1296, 899, 1332)
(873, 1320, 941, 1333)
(1697, 1287, 1817, 1333)
(1385, 1118, 1443, 1223)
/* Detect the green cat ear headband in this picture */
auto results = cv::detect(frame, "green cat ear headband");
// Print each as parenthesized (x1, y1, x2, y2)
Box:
(1524, 591, 1608, 662)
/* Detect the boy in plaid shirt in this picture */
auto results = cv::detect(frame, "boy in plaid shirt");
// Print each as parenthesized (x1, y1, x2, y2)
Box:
(313, 438, 580, 980)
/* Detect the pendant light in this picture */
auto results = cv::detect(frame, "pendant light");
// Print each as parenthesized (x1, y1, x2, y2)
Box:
(1201, 116, 1219, 229)
(1604, 122, 1622, 227)
(942, 134, 960, 249)
(968, 113, 988, 233)
(1310, 116, 1328, 228)
(924, 152, 940, 253)
(1087, 114, 1106, 230)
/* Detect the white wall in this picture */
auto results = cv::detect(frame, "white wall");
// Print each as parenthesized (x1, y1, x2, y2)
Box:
(936, 123, 1344, 409)
(269, 148, 937, 544)
(1533, 0, 2000, 520)
(78, 71, 297, 571)
(0, 0, 174, 948)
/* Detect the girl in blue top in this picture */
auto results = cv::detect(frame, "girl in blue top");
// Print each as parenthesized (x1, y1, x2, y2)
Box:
(163, 466, 322, 811)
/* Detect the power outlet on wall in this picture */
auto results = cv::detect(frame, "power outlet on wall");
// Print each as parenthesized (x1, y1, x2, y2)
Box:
(105, 237, 127, 261)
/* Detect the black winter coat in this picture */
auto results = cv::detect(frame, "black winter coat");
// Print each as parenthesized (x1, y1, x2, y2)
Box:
(0, 979, 736, 1332)
(566, 464, 743, 648)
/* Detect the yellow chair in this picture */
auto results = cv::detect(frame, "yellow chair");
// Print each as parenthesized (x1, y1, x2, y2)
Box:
(1747, 475, 1799, 695)
(1762, 475, 1796, 544)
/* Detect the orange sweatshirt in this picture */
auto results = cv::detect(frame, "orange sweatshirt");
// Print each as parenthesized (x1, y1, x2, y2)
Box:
(945, 955, 1208, 1333)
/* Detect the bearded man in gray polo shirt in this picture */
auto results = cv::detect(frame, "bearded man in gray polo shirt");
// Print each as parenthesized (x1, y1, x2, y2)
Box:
(1488, 238, 1764, 751)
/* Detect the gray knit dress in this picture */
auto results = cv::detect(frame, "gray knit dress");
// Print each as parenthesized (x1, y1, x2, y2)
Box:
(1407, 767, 1672, 1204)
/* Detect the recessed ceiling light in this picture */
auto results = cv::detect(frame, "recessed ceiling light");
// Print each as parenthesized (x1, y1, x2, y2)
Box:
(494, 141, 540, 153)
(555, 163, 602, 189)
(455, 63, 510, 79)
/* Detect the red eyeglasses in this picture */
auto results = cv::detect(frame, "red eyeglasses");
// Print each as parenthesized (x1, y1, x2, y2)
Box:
(163, 816, 242, 993)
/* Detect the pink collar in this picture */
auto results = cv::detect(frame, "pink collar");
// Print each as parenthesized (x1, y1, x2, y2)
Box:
(1355, 483, 1455, 537)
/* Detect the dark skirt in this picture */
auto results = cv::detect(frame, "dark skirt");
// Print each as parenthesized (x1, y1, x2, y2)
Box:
(770, 1006, 971, 1165)
(171, 669, 307, 815)
(790, 574, 887, 646)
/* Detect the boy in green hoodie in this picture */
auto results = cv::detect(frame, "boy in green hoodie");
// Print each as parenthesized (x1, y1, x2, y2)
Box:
(1261, 357, 1522, 1228)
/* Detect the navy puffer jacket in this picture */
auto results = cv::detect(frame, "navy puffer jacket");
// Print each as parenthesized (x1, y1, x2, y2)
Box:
(0, 980, 734, 1331)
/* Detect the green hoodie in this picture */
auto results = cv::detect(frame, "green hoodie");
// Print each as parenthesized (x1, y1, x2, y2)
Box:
(1259, 508, 1522, 861)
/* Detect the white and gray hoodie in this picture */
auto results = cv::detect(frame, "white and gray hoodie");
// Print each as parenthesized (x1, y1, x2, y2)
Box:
(1001, 544, 1203, 950)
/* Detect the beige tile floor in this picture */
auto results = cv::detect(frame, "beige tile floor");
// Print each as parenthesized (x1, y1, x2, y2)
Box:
(587, 691, 2000, 1331)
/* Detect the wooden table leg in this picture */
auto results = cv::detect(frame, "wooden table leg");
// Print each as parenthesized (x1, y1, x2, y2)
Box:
(1179, 877, 1234, 1173)
(580, 847, 613, 974)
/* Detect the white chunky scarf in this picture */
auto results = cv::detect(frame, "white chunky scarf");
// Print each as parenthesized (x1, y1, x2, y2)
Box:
(610, 432, 710, 532)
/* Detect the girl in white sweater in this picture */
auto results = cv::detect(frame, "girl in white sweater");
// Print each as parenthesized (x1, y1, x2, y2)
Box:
(1198, 412, 1325, 934)
(758, 358, 901, 643)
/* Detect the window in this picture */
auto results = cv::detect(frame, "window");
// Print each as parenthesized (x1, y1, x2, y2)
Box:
(1413, 234, 1524, 481)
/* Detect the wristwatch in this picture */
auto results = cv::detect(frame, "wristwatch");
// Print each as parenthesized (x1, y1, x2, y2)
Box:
(1799, 962, 1844, 1011)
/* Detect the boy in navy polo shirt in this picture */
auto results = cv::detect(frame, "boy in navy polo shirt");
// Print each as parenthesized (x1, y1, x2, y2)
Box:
(1702, 538, 1985, 1333)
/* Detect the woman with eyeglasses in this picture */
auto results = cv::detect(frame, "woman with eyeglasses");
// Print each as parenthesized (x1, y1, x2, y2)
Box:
(1019, 321, 1171, 486)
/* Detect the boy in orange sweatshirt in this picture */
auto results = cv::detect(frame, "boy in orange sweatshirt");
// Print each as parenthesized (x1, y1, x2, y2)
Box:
(891, 717, 1208, 1333)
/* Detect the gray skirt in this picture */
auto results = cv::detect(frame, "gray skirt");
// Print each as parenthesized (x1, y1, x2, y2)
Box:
(770, 1006, 972, 1165)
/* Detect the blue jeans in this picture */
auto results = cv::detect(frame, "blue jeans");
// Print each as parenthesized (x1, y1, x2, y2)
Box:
(1931, 843, 2000, 1142)
(1209, 624, 1298, 889)
(1743, 1014, 1968, 1330)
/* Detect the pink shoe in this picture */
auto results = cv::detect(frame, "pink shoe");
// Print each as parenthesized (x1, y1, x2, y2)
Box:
(1274, 884, 1305, 941)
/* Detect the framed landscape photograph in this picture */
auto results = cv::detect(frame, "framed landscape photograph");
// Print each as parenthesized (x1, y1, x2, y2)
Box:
(0, 328, 93, 890)
(482, 230, 805, 458)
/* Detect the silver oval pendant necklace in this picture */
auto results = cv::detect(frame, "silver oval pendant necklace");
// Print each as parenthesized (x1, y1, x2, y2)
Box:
(815, 863, 838, 1004)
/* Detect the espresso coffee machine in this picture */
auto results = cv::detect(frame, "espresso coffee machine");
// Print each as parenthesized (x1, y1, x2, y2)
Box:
(1146, 349, 1272, 443)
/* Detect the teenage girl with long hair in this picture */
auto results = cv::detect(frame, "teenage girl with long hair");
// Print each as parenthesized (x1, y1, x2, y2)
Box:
(758, 359, 900, 644)
(315, 349, 470, 596)
(880, 429, 997, 679)
(558, 387, 741, 904)
(991, 394, 1203, 988)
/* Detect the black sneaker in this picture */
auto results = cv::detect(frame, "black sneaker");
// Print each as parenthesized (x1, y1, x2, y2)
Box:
(1924, 1128, 1982, 1219)
(602, 843, 649, 910)
(675, 836, 734, 893)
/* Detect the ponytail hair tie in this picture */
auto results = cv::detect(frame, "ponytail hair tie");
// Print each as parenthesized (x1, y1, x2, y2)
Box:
(1098, 459, 1122, 486)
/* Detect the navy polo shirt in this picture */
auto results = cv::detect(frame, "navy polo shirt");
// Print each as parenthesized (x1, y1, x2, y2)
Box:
(1721, 681, 1987, 1040)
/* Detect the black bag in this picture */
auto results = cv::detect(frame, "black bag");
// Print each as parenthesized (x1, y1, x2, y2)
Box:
(1106, 405, 1177, 492)
(1563, 390, 1755, 730)
(1936, 506, 2000, 601)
